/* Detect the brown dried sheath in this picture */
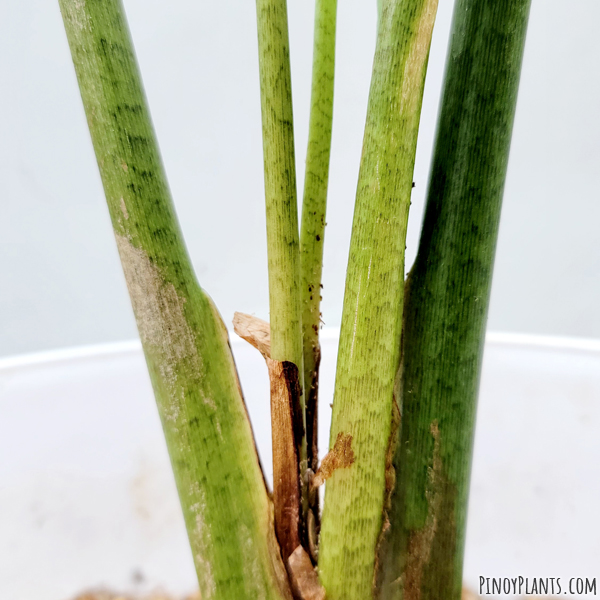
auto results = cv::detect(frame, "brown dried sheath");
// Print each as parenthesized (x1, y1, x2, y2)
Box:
(287, 545, 327, 600)
(267, 358, 303, 558)
(234, 313, 303, 559)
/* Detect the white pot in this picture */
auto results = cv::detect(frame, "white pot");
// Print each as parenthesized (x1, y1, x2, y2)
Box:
(1, 331, 599, 599)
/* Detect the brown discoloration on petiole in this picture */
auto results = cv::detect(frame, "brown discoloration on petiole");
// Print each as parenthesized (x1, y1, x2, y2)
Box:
(312, 431, 355, 489)
(268, 358, 304, 560)
(373, 393, 402, 594)
(266, 499, 296, 600)
(402, 420, 443, 600)
(234, 312, 304, 561)
(115, 235, 203, 425)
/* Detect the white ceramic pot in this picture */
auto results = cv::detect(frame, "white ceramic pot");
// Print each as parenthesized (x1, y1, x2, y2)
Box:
(1, 331, 599, 599)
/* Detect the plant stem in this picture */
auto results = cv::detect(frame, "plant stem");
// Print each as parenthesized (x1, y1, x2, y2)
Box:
(255, 0, 304, 381)
(376, 2, 532, 599)
(318, 1, 438, 598)
(255, 0, 307, 547)
(300, 0, 337, 481)
(58, 2, 291, 598)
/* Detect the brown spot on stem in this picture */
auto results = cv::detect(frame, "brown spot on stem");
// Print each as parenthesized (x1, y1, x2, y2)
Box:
(115, 235, 202, 426)
(402, 420, 443, 600)
(373, 392, 402, 593)
(419, 464, 458, 598)
(384, 397, 401, 511)
(312, 431, 355, 488)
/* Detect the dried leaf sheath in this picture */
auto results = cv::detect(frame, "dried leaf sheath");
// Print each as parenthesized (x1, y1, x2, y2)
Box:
(234, 313, 303, 560)
(269, 360, 303, 559)
(234, 314, 327, 600)
(58, 2, 291, 598)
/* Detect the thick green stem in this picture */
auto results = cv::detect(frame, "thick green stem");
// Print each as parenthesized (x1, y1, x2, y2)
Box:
(58, 2, 291, 598)
(376, 2, 532, 599)
(255, 0, 307, 549)
(318, 1, 438, 598)
(300, 0, 337, 479)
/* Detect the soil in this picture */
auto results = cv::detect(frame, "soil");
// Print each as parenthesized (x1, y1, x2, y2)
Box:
(462, 591, 559, 600)
(72, 590, 559, 600)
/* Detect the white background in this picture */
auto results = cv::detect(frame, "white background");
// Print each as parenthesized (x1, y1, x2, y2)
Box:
(1, 0, 599, 356)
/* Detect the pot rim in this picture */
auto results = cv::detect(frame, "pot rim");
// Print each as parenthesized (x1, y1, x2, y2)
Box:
(1, 329, 599, 373)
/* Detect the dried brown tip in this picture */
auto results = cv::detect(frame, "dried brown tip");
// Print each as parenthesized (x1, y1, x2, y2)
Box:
(312, 431, 355, 488)
(287, 545, 326, 600)
(233, 312, 271, 358)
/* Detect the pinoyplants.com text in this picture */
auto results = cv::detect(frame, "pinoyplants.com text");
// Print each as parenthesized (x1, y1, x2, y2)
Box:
(479, 576, 597, 596)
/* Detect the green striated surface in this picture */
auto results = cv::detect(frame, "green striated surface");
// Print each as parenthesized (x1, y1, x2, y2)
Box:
(58, 2, 290, 598)
(318, 0, 438, 598)
(376, 1, 532, 599)
(300, 0, 337, 474)
(255, 0, 307, 520)
(255, 0, 304, 378)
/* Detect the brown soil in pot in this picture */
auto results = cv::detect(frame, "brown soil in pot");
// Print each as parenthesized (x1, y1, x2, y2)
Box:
(463, 591, 560, 600)
(72, 590, 560, 600)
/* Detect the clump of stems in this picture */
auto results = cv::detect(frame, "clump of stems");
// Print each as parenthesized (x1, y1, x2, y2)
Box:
(58, 0, 532, 598)
(377, 2, 532, 598)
